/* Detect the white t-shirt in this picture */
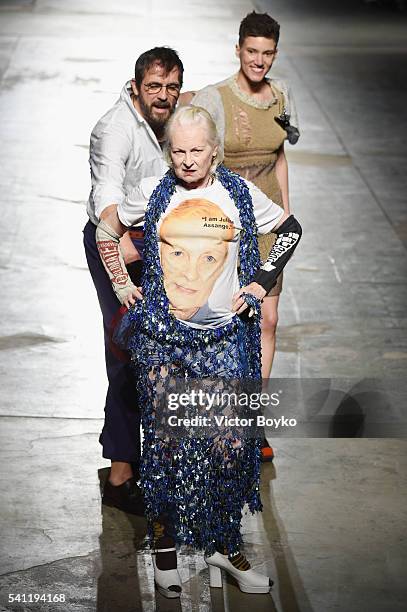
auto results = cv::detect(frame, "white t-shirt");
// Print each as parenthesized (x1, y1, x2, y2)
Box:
(118, 177, 283, 329)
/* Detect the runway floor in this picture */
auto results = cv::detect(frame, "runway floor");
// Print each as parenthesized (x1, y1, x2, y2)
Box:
(0, 0, 406, 610)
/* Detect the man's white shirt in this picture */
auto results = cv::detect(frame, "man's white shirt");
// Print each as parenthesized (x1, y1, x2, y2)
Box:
(87, 80, 167, 225)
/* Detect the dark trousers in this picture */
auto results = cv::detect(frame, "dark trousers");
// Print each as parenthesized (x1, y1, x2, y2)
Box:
(83, 220, 140, 465)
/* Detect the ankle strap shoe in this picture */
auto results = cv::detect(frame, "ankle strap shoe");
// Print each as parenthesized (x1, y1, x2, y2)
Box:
(152, 548, 182, 599)
(152, 548, 182, 598)
(152, 522, 182, 598)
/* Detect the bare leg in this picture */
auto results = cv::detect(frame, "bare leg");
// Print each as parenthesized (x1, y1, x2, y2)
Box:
(260, 295, 280, 378)
(260, 295, 279, 461)
(109, 461, 133, 485)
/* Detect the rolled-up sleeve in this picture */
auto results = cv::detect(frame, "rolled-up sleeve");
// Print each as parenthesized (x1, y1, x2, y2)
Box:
(273, 78, 300, 133)
(118, 176, 159, 227)
(89, 122, 136, 219)
(286, 83, 299, 132)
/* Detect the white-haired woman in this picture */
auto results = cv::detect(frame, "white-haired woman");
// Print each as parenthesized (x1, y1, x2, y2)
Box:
(96, 106, 301, 598)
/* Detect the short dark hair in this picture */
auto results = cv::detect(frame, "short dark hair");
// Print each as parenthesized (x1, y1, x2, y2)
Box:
(238, 11, 280, 46)
(134, 47, 184, 89)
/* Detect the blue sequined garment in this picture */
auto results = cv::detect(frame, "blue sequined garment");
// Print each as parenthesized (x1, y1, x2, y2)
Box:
(115, 165, 264, 555)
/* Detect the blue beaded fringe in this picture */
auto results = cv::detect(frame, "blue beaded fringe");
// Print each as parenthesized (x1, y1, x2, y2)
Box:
(114, 166, 264, 554)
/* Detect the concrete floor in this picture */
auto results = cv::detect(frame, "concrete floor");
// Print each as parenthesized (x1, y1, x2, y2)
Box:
(0, 0, 406, 611)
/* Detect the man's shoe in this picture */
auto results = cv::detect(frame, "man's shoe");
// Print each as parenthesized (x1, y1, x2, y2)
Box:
(102, 476, 145, 516)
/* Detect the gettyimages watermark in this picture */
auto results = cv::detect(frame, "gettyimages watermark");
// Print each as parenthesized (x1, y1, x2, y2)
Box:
(153, 378, 407, 439)
(166, 387, 296, 429)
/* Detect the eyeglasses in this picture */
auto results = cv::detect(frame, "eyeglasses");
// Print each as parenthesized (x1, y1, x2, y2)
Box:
(143, 82, 180, 96)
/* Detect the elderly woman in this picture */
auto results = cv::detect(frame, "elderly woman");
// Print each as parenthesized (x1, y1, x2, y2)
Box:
(96, 106, 301, 598)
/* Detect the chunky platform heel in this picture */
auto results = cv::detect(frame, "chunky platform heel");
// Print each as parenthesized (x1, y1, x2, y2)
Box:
(208, 564, 223, 588)
(205, 551, 273, 594)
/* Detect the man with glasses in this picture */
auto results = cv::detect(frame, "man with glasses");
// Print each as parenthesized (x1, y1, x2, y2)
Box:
(83, 47, 183, 514)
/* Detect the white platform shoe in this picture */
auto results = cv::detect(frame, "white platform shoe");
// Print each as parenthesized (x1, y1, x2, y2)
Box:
(151, 522, 182, 598)
(152, 546, 182, 598)
(205, 551, 273, 594)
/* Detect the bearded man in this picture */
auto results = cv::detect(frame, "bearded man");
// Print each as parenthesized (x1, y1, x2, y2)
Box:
(83, 47, 183, 513)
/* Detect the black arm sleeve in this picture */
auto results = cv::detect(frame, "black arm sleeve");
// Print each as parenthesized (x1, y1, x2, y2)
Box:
(253, 215, 302, 293)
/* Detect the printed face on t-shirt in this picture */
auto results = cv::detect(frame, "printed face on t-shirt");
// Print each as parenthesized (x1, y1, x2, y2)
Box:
(159, 199, 234, 320)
